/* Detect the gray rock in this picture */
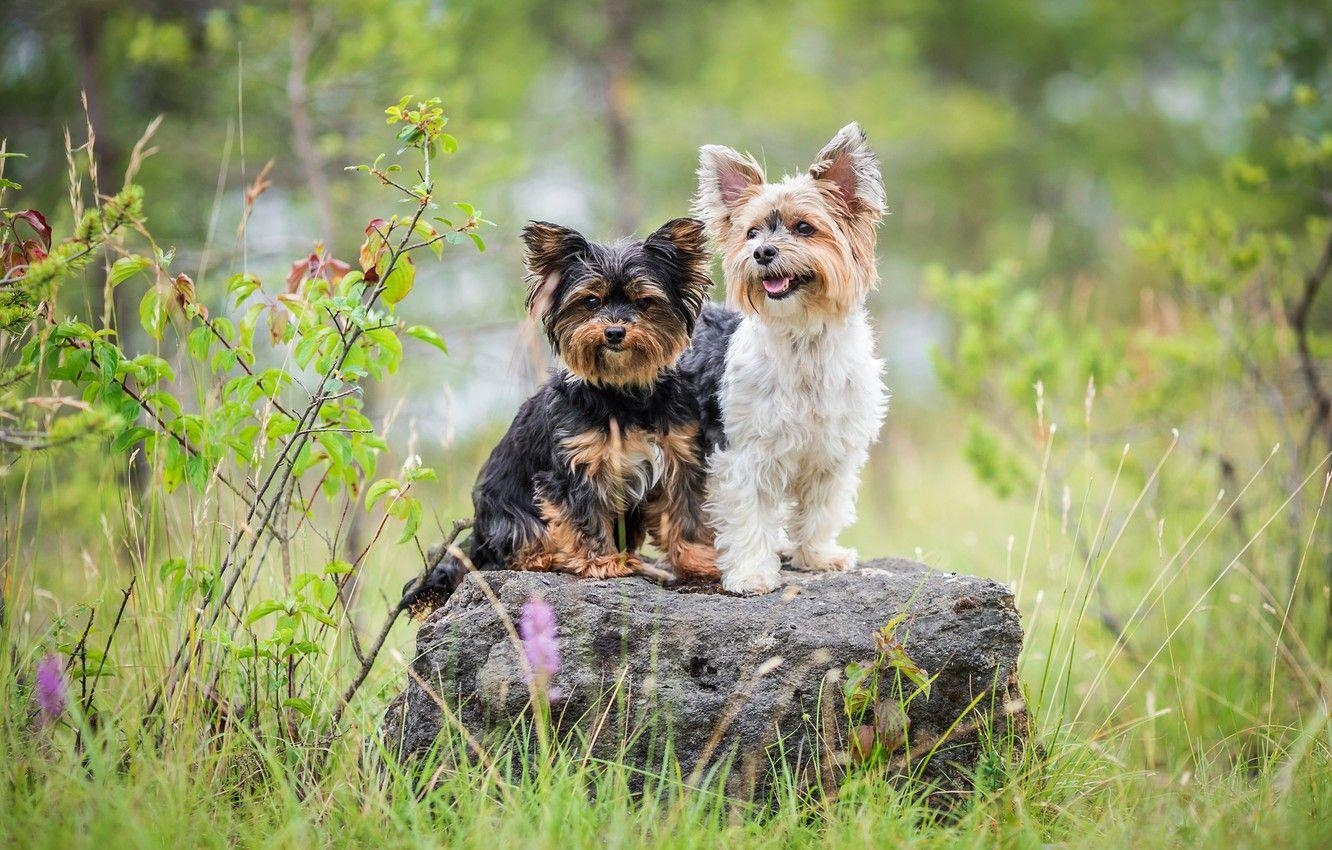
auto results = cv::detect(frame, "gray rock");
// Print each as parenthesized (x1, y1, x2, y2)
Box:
(380, 558, 1026, 799)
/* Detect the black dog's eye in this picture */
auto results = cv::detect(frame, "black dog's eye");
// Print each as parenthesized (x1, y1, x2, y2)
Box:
(745, 228, 759, 240)
(583, 295, 601, 310)
(794, 221, 816, 237)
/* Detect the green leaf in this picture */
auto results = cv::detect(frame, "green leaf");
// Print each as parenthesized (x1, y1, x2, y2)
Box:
(886, 651, 931, 698)
(291, 572, 323, 595)
(380, 254, 415, 306)
(843, 660, 878, 718)
(365, 326, 403, 373)
(412, 221, 443, 258)
(143, 391, 183, 417)
(405, 465, 437, 483)
(337, 270, 365, 297)
(131, 354, 174, 383)
(468, 232, 486, 252)
(397, 497, 422, 544)
(109, 254, 152, 288)
(265, 413, 298, 441)
(227, 272, 261, 305)
(210, 348, 238, 374)
(323, 559, 354, 576)
(158, 558, 186, 582)
(161, 438, 184, 492)
(405, 324, 447, 354)
(139, 288, 167, 340)
(246, 599, 285, 625)
(288, 641, 323, 657)
(364, 478, 399, 510)
(186, 326, 211, 362)
(293, 329, 323, 369)
(185, 454, 211, 492)
(111, 425, 154, 454)
(298, 603, 338, 628)
(283, 697, 314, 717)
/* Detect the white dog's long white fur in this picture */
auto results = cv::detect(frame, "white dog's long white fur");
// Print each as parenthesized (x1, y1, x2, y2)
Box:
(695, 124, 889, 594)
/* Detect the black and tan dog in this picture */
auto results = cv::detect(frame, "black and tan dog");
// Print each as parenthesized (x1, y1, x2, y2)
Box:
(409, 218, 719, 608)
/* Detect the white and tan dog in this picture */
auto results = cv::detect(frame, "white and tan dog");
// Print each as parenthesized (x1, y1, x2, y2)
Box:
(680, 123, 889, 594)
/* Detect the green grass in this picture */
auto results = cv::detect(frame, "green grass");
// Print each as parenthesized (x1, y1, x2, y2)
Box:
(3, 409, 1330, 848)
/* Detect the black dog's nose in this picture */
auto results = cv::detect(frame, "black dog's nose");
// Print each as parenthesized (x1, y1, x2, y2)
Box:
(604, 325, 627, 345)
(753, 244, 778, 265)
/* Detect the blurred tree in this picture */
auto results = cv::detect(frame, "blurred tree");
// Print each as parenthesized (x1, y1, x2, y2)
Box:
(930, 15, 1332, 647)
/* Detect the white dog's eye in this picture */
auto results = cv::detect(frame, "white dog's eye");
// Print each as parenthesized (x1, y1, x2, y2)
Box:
(745, 228, 759, 240)
(794, 221, 816, 237)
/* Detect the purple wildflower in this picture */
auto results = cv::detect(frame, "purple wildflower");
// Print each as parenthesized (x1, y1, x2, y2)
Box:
(34, 653, 68, 724)
(519, 598, 561, 682)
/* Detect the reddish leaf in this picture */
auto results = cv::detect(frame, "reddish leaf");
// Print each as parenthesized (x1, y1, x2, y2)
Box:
(14, 209, 51, 249)
(359, 219, 390, 282)
(324, 256, 351, 283)
(172, 273, 207, 319)
(287, 253, 316, 292)
(288, 245, 354, 293)
(21, 240, 47, 263)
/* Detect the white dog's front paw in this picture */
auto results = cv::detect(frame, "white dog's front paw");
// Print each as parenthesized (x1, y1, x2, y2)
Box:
(792, 544, 857, 573)
(720, 556, 783, 595)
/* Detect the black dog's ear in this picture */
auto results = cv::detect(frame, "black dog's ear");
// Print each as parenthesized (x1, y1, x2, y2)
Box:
(521, 221, 589, 317)
(644, 217, 712, 320)
(645, 217, 707, 268)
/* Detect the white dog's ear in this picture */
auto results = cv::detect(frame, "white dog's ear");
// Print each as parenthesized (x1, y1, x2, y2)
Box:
(694, 145, 765, 235)
(520, 221, 589, 319)
(809, 123, 885, 219)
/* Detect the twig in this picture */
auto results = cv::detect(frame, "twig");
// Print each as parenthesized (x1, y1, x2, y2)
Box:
(83, 575, 135, 712)
(201, 314, 299, 420)
(64, 608, 96, 676)
(1287, 228, 1332, 448)
(329, 517, 472, 730)
(80, 343, 257, 511)
(77, 576, 137, 751)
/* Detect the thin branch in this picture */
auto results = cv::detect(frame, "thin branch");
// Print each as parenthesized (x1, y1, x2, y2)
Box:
(329, 517, 472, 730)
(64, 342, 259, 511)
(1288, 228, 1332, 447)
(83, 575, 135, 712)
(200, 314, 299, 420)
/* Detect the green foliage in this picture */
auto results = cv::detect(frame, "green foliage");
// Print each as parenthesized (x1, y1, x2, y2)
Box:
(0, 98, 489, 744)
(841, 610, 934, 769)
(932, 58, 1332, 639)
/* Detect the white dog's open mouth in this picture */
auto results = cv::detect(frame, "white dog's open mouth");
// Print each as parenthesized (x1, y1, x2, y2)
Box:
(761, 273, 812, 300)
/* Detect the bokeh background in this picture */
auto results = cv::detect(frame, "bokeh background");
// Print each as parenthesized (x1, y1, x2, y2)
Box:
(4, 0, 1332, 765)
(10, 0, 1323, 559)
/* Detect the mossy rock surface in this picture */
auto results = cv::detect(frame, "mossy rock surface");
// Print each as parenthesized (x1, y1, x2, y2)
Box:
(381, 558, 1026, 799)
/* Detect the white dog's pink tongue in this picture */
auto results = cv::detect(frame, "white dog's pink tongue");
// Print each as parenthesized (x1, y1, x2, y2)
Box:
(762, 276, 791, 295)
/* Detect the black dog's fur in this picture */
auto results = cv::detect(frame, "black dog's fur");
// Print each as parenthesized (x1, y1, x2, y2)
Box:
(407, 219, 719, 610)
(675, 303, 743, 455)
